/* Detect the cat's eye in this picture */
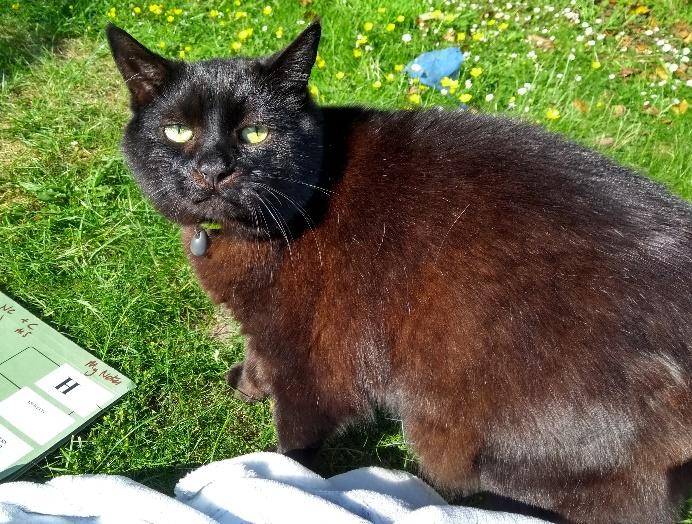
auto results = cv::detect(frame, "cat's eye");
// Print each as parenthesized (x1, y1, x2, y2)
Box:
(240, 125, 269, 145)
(164, 124, 193, 143)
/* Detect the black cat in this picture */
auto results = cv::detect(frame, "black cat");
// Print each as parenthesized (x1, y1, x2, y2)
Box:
(107, 21, 692, 523)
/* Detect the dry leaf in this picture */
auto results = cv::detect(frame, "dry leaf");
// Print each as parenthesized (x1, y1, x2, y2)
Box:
(443, 29, 456, 42)
(528, 35, 555, 50)
(672, 21, 690, 40)
(573, 99, 589, 113)
(635, 42, 649, 53)
(612, 105, 626, 117)
(619, 67, 639, 78)
(298, 0, 312, 6)
(642, 105, 660, 116)
(595, 136, 615, 147)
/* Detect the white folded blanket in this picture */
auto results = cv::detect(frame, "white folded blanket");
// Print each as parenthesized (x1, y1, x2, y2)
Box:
(0, 452, 547, 523)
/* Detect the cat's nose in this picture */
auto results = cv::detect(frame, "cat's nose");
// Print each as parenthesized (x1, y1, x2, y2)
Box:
(196, 161, 237, 188)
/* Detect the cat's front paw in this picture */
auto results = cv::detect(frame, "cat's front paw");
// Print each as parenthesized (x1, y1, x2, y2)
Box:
(225, 362, 269, 403)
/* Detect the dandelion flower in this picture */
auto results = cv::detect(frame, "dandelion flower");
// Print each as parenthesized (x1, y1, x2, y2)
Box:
(238, 28, 253, 41)
(396, 15, 405, 23)
(133, 6, 141, 14)
(173, 8, 182, 15)
(591, 60, 601, 69)
(275, 27, 284, 38)
(234, 11, 247, 20)
(148, 4, 162, 15)
(456, 32, 466, 42)
(167, 15, 174, 22)
(372, 80, 382, 89)
(231, 41, 242, 51)
(107, 7, 116, 18)
(179, 50, 186, 58)
(353, 48, 362, 58)
(408, 93, 421, 105)
(386, 23, 396, 32)
(158, 41, 166, 48)
(364, 21, 374, 32)
(470, 67, 483, 78)
(386, 73, 395, 81)
(209, 9, 219, 17)
(499, 22, 509, 31)
(309, 85, 319, 98)
(394, 64, 404, 72)
(472, 32, 484, 41)
(335, 71, 345, 80)
(263, 5, 272, 15)
(459, 93, 472, 103)
(545, 107, 560, 120)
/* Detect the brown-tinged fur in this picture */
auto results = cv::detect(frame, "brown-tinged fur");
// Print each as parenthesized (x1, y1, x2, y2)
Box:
(108, 22, 692, 523)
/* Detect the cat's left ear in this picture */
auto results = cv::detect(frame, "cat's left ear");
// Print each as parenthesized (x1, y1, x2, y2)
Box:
(106, 24, 171, 108)
(264, 20, 321, 86)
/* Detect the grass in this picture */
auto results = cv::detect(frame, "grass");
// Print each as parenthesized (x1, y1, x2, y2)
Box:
(0, 0, 690, 517)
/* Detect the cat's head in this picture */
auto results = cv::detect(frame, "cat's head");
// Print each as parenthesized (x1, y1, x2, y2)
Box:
(107, 21, 323, 237)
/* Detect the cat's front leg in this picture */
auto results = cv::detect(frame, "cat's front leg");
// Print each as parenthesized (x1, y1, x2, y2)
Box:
(225, 339, 270, 403)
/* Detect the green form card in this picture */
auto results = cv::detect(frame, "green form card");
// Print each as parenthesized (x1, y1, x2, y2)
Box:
(0, 291, 135, 480)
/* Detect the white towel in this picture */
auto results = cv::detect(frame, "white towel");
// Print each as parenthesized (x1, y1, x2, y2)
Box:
(0, 452, 547, 523)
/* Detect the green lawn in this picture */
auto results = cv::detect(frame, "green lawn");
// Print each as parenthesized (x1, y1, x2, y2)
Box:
(0, 0, 690, 518)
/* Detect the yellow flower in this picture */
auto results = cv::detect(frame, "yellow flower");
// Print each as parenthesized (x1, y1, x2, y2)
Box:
(545, 107, 561, 120)
(386, 23, 395, 32)
(275, 26, 284, 38)
(671, 99, 688, 115)
(459, 93, 472, 103)
(499, 22, 509, 31)
(231, 41, 242, 51)
(364, 21, 374, 32)
(488, 19, 496, 26)
(316, 54, 326, 68)
(179, 50, 186, 58)
(372, 80, 382, 89)
(591, 60, 601, 69)
(173, 8, 182, 15)
(396, 15, 404, 23)
(234, 11, 247, 20)
(133, 6, 142, 14)
(353, 48, 362, 58)
(456, 32, 466, 42)
(444, 13, 457, 23)
(335, 71, 345, 80)
(238, 28, 253, 41)
(184, 45, 191, 52)
(472, 31, 484, 41)
(107, 7, 116, 17)
(234, 0, 240, 5)
(356, 35, 368, 47)
(263, 5, 272, 15)
(309, 84, 319, 97)
(209, 9, 219, 17)
(386, 72, 395, 81)
(148, 4, 162, 15)
(634, 5, 649, 14)
(158, 41, 166, 48)
(394, 64, 404, 72)
(470, 67, 483, 78)
(167, 15, 174, 22)
(408, 93, 421, 105)
(11, 3, 19, 9)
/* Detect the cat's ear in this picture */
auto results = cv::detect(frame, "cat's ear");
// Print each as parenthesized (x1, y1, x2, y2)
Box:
(106, 24, 171, 108)
(264, 20, 321, 86)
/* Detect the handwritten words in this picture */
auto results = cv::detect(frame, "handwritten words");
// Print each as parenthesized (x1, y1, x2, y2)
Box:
(84, 360, 122, 385)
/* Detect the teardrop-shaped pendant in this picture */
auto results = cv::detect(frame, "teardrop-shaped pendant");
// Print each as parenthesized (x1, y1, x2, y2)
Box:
(190, 228, 209, 256)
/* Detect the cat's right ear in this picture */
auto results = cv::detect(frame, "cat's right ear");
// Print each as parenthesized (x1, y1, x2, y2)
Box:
(106, 24, 170, 108)
(264, 20, 321, 86)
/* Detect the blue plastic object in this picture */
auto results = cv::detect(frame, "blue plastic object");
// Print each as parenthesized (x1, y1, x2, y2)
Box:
(404, 47, 464, 91)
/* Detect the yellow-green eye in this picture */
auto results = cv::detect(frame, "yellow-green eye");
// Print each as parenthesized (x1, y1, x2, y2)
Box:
(240, 125, 269, 144)
(164, 124, 193, 143)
